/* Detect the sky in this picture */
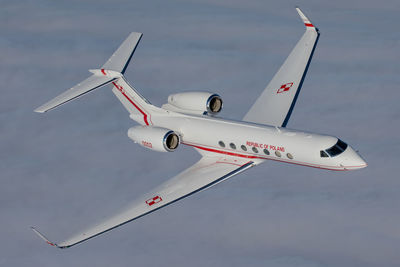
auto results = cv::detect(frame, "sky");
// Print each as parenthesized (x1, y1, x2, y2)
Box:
(1, 0, 400, 266)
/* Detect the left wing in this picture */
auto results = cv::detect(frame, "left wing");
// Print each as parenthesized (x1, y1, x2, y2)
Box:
(32, 155, 261, 248)
(243, 8, 319, 127)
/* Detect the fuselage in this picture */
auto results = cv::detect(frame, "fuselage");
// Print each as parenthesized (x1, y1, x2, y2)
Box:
(146, 110, 367, 171)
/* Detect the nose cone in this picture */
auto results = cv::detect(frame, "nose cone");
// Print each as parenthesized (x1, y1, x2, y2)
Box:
(340, 146, 367, 170)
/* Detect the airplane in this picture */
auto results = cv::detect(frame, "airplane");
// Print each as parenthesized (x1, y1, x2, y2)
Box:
(31, 8, 367, 249)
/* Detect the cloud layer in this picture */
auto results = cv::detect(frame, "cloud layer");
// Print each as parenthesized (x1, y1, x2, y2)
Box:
(1, 1, 399, 266)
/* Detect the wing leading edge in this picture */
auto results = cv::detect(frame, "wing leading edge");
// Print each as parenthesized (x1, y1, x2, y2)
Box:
(32, 156, 258, 248)
(243, 8, 319, 127)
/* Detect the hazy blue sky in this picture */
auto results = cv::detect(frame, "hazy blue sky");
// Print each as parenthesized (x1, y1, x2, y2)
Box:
(1, 1, 399, 266)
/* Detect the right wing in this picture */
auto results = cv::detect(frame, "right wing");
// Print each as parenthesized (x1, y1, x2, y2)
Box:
(32, 155, 261, 248)
(243, 8, 319, 127)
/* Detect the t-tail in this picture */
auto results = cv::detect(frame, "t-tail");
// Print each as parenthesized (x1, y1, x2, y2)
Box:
(34, 32, 160, 126)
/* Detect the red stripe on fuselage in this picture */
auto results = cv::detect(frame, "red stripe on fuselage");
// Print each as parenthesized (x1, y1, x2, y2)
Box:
(182, 142, 357, 171)
(112, 82, 150, 125)
(189, 144, 260, 159)
(305, 23, 314, 27)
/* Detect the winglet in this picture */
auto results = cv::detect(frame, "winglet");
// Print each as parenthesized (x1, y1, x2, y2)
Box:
(31, 227, 64, 249)
(296, 7, 318, 31)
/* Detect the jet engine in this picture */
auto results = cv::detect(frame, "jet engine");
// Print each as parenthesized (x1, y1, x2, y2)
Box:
(127, 126, 180, 152)
(163, 92, 223, 115)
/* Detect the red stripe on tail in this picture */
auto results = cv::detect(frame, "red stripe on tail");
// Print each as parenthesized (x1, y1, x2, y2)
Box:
(112, 82, 150, 125)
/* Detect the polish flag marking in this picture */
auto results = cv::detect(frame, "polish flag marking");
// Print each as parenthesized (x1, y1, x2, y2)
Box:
(277, 82, 294, 94)
(146, 195, 163, 206)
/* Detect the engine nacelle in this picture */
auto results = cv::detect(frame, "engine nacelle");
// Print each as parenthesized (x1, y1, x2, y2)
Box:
(166, 92, 223, 115)
(127, 126, 180, 152)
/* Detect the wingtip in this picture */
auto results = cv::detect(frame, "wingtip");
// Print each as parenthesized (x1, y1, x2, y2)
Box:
(34, 108, 45, 113)
(129, 32, 143, 38)
(31, 226, 61, 248)
(295, 7, 317, 30)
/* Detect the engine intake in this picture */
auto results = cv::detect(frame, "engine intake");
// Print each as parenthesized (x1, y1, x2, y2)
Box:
(207, 94, 223, 113)
(164, 131, 179, 151)
(128, 126, 180, 152)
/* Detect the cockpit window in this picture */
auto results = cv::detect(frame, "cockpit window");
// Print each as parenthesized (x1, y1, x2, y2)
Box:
(325, 139, 348, 157)
(320, 150, 328, 158)
(336, 139, 348, 151)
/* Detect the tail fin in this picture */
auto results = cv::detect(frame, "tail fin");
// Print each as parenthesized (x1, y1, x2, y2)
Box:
(110, 76, 155, 125)
(35, 32, 158, 124)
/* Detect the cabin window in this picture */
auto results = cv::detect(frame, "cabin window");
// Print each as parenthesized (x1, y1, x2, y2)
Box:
(320, 150, 328, 158)
(275, 151, 281, 157)
(263, 149, 270, 155)
(241, 145, 247, 151)
(229, 143, 236, 149)
(218, 141, 225, 148)
(287, 153, 293, 159)
(252, 147, 258, 153)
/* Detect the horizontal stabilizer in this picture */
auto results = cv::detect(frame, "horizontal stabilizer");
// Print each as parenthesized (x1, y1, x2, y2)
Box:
(101, 32, 142, 74)
(34, 75, 117, 113)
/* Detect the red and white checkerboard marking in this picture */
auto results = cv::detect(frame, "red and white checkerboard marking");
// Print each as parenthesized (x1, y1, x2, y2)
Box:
(277, 82, 294, 94)
(146, 195, 163, 206)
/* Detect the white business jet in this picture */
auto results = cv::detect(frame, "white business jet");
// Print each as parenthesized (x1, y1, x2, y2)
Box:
(32, 8, 367, 248)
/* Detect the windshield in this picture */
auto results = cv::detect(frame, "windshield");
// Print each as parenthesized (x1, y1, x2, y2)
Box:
(325, 139, 348, 157)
